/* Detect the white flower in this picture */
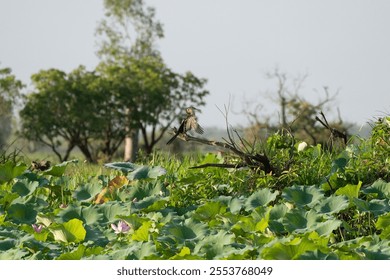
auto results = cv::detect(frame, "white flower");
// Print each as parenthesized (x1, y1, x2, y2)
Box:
(297, 141, 308, 152)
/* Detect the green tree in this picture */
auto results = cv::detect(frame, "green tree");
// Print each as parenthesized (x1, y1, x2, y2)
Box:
(0, 66, 23, 147)
(99, 56, 208, 155)
(20, 66, 126, 162)
(96, 0, 163, 60)
(96, 0, 209, 159)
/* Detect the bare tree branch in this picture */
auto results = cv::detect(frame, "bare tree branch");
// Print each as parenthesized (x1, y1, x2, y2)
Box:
(316, 111, 348, 145)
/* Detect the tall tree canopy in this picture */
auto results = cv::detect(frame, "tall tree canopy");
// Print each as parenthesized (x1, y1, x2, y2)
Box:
(0, 66, 23, 147)
(20, 66, 126, 162)
(96, 0, 209, 158)
(96, 0, 164, 60)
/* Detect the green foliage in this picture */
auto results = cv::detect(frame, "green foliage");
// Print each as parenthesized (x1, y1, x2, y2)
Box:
(104, 161, 167, 179)
(19, 67, 125, 162)
(376, 213, 390, 239)
(49, 218, 86, 244)
(314, 196, 349, 215)
(362, 179, 390, 199)
(282, 185, 325, 208)
(73, 183, 102, 203)
(96, 0, 164, 60)
(0, 161, 27, 183)
(11, 179, 39, 197)
(43, 160, 78, 177)
(244, 189, 279, 211)
(0, 118, 389, 259)
(7, 203, 37, 224)
(335, 182, 361, 200)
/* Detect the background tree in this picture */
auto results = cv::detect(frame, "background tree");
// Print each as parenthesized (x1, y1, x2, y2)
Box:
(286, 87, 346, 146)
(20, 66, 126, 162)
(98, 55, 209, 156)
(96, 0, 163, 60)
(20, 69, 71, 161)
(0, 66, 23, 148)
(96, 0, 209, 159)
(132, 60, 208, 155)
(242, 69, 349, 147)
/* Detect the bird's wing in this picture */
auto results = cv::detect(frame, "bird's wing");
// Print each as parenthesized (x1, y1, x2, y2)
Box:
(195, 123, 204, 134)
(186, 116, 204, 134)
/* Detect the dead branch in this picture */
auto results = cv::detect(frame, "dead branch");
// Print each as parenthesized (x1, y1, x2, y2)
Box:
(189, 163, 247, 169)
(170, 130, 273, 173)
(168, 103, 274, 174)
(315, 111, 348, 144)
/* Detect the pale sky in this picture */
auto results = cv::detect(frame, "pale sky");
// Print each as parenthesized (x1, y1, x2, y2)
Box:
(1, 0, 389, 128)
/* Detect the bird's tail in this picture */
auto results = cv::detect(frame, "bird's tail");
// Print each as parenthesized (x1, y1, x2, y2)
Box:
(166, 134, 178, 145)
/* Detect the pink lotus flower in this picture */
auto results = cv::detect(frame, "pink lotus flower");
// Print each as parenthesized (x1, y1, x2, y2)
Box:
(111, 220, 131, 234)
(32, 224, 43, 233)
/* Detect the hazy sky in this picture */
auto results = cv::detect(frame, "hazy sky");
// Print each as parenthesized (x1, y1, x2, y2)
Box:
(1, 0, 389, 128)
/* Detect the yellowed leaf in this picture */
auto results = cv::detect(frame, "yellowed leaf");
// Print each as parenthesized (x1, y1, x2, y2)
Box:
(108, 175, 129, 190)
(94, 176, 129, 204)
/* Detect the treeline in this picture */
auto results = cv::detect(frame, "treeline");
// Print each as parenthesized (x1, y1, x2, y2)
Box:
(1, 0, 357, 163)
(0, 0, 209, 162)
(19, 58, 208, 162)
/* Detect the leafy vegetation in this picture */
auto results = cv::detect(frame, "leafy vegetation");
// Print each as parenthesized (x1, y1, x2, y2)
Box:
(0, 117, 389, 260)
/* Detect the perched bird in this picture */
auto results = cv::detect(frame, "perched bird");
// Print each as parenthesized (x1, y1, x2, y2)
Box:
(167, 106, 204, 145)
(30, 160, 51, 171)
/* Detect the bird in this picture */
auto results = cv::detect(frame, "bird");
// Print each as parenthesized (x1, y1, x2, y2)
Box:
(166, 106, 204, 145)
(30, 160, 51, 171)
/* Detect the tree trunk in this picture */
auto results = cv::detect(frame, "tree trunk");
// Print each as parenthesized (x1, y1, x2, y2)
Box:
(124, 129, 139, 162)
(77, 143, 94, 163)
(124, 136, 132, 161)
(281, 96, 287, 128)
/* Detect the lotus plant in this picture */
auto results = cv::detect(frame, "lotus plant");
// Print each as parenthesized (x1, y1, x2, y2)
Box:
(32, 224, 44, 233)
(297, 141, 308, 152)
(111, 220, 131, 234)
